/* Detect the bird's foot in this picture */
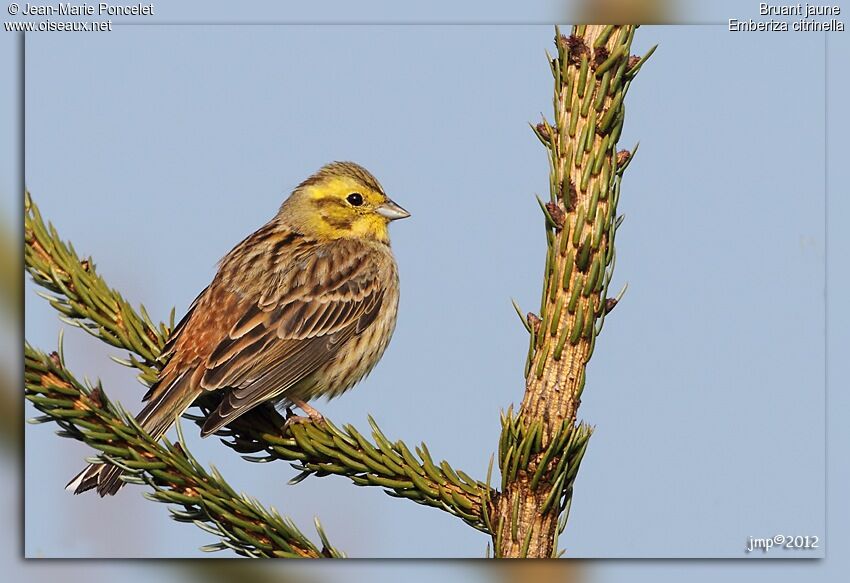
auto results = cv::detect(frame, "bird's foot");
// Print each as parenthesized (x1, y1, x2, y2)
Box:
(291, 398, 325, 422)
(282, 399, 324, 430)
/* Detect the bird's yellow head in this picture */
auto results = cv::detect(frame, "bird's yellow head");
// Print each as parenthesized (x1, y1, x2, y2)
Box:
(280, 162, 410, 243)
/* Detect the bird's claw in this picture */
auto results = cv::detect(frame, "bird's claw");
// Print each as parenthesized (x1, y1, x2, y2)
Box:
(282, 400, 324, 430)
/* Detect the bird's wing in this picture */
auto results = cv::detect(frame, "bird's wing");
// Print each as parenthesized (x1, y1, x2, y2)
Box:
(198, 240, 387, 435)
(142, 286, 209, 402)
(161, 286, 209, 358)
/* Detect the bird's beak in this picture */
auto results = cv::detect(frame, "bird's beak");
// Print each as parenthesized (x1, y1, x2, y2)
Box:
(376, 199, 411, 221)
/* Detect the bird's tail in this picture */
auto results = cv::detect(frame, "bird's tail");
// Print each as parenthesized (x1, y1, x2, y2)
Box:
(67, 375, 197, 496)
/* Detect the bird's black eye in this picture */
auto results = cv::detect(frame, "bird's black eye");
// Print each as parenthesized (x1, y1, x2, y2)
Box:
(346, 192, 364, 206)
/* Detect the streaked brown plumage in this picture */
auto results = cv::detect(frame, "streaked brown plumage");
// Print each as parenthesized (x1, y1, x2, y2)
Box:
(68, 161, 409, 496)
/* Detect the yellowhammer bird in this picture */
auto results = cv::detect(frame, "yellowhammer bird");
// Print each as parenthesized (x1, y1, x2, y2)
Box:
(68, 161, 409, 496)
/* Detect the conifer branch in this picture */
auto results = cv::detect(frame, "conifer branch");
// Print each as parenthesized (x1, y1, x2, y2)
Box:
(24, 191, 167, 386)
(492, 25, 651, 557)
(204, 402, 493, 532)
(25, 342, 342, 558)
